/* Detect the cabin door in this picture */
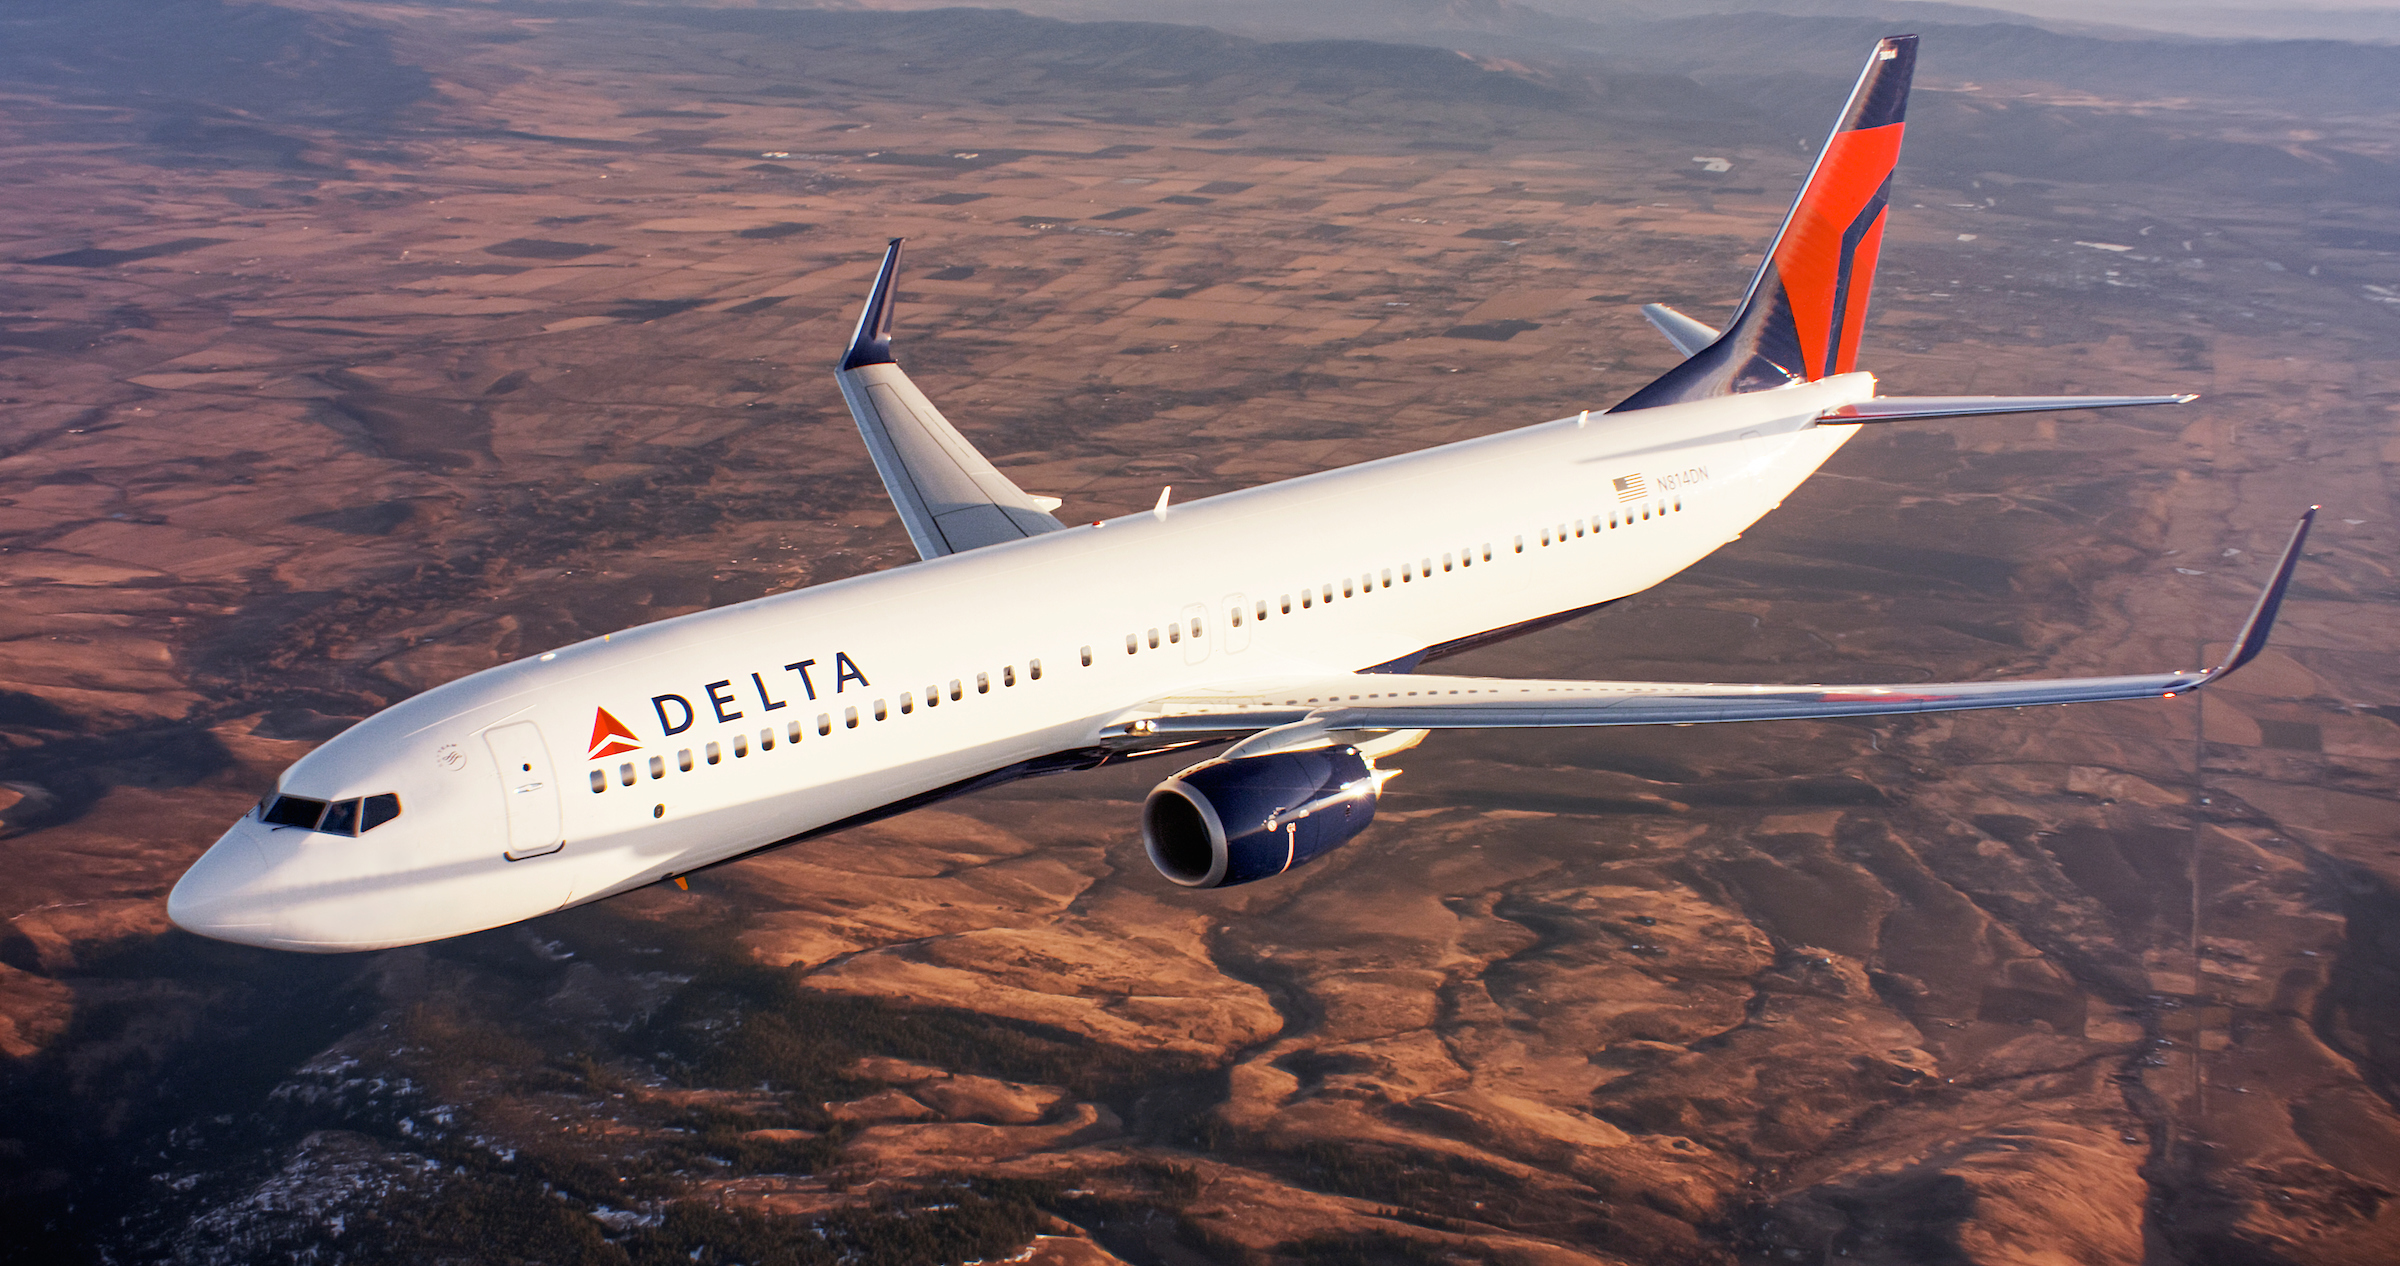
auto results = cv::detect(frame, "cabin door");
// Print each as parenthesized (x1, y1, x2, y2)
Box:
(485, 721, 565, 861)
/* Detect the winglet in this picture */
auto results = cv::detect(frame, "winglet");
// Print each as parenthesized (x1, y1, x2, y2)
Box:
(2199, 507, 2316, 685)
(840, 238, 903, 371)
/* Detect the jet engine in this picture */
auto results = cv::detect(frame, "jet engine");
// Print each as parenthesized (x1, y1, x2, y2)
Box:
(1141, 745, 1380, 888)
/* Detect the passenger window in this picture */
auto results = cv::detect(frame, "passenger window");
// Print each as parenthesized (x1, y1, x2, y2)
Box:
(589, 770, 606, 793)
(1482, 545, 1491, 561)
(705, 744, 721, 765)
(620, 762, 636, 785)
(1147, 628, 1160, 649)
(1458, 551, 1470, 568)
(1030, 659, 1042, 680)
(1257, 600, 1269, 619)
(1443, 553, 1453, 571)
(977, 672, 990, 694)
(1301, 591, 1312, 608)
(1280, 595, 1291, 614)
(1514, 536, 1524, 553)
(263, 795, 327, 829)
(679, 748, 694, 771)
(949, 680, 962, 700)
(924, 685, 939, 707)
(320, 798, 359, 835)
(649, 755, 666, 779)
(1003, 665, 1016, 687)
(1126, 633, 1139, 654)
(1402, 565, 1412, 582)
(787, 721, 802, 744)
(760, 728, 774, 750)
(844, 706, 859, 728)
(818, 713, 832, 736)
(1574, 521, 1584, 537)
(361, 793, 401, 831)
(1231, 609, 1244, 627)
(872, 700, 887, 721)
(900, 692, 914, 714)
(1382, 569, 1392, 588)
(1168, 623, 1180, 643)
(1540, 529, 1550, 546)
(1081, 645, 1094, 665)
(1190, 617, 1202, 636)
(1321, 585, 1333, 603)
(728, 734, 745, 757)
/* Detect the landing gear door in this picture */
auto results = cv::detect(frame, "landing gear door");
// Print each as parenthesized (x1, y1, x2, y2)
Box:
(485, 721, 564, 861)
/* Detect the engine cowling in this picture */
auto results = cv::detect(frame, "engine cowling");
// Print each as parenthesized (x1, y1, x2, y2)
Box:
(1141, 746, 1379, 888)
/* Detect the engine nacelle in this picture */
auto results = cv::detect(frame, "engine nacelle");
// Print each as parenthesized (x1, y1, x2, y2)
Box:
(1142, 746, 1379, 888)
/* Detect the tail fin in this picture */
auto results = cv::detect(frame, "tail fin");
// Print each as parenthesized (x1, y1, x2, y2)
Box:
(1611, 34, 1916, 412)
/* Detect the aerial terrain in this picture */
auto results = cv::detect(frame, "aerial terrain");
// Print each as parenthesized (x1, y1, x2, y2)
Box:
(1, 1, 2397, 1263)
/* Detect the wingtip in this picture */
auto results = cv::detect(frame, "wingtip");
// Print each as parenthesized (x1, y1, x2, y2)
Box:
(839, 238, 904, 371)
(2201, 507, 2316, 684)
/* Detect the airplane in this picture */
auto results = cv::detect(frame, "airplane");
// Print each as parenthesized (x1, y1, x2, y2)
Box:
(168, 35, 2314, 951)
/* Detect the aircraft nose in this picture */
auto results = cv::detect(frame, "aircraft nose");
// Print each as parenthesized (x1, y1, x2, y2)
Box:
(167, 824, 280, 947)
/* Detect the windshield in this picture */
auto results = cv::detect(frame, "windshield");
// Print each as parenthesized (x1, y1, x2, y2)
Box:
(259, 792, 401, 836)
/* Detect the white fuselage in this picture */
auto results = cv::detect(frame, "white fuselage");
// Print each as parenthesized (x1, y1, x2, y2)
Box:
(167, 374, 1874, 950)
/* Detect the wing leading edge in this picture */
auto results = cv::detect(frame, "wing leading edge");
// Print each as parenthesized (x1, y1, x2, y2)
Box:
(835, 239, 1066, 561)
(1109, 509, 2317, 750)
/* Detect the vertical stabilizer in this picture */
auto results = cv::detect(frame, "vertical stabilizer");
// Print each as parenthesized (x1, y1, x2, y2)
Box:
(1611, 34, 1916, 412)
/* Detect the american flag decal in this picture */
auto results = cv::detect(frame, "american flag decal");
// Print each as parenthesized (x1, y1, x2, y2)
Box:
(1612, 473, 1647, 502)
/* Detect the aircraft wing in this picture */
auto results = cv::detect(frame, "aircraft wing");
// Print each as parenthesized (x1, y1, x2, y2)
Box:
(835, 239, 1068, 561)
(1108, 509, 2314, 748)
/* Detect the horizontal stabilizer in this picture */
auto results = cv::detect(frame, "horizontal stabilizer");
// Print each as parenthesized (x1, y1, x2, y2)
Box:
(1641, 303, 1720, 359)
(1822, 393, 2196, 423)
(1106, 507, 2314, 745)
(835, 239, 1068, 561)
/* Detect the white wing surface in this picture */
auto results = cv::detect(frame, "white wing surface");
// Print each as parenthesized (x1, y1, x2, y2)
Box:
(835, 240, 1067, 560)
(1109, 509, 2315, 748)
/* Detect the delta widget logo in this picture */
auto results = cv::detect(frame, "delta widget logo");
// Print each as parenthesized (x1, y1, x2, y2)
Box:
(588, 707, 641, 760)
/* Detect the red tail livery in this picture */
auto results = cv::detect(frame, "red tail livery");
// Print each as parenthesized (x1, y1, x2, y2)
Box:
(1612, 34, 1916, 410)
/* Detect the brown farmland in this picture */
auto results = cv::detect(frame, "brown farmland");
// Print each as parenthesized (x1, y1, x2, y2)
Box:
(1, 3, 2397, 1263)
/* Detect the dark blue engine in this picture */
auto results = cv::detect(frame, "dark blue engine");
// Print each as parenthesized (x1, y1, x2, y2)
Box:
(1141, 746, 1380, 888)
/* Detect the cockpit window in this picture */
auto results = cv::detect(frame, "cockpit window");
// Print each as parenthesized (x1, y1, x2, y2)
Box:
(263, 795, 327, 829)
(261, 792, 401, 836)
